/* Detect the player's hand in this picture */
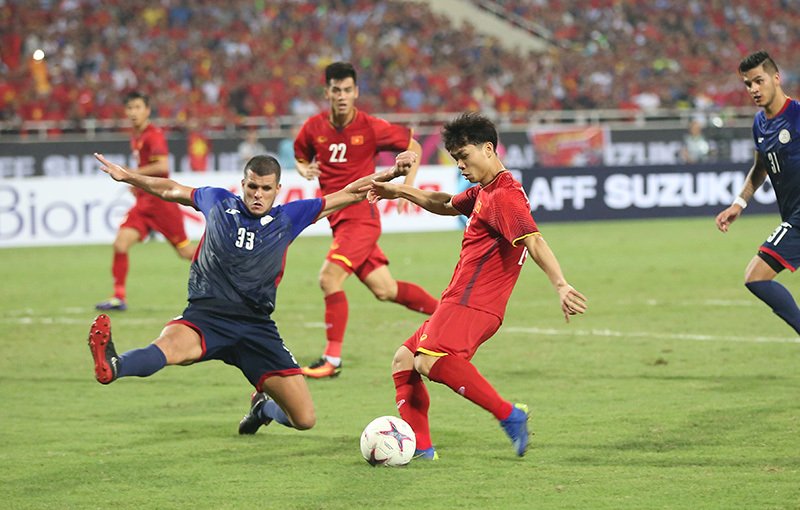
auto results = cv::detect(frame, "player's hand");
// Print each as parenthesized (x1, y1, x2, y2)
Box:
(367, 180, 401, 203)
(298, 161, 321, 180)
(94, 153, 131, 182)
(715, 205, 743, 233)
(558, 284, 587, 323)
(393, 151, 417, 177)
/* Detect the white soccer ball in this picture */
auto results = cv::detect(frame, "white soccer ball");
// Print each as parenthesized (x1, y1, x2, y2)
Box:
(360, 415, 416, 467)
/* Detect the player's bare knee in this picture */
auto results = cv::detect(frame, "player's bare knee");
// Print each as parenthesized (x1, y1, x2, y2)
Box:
(391, 346, 414, 372)
(318, 273, 338, 294)
(371, 286, 394, 302)
(112, 239, 130, 253)
(291, 410, 316, 430)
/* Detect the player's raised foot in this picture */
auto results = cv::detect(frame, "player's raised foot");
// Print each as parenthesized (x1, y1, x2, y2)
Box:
(87, 313, 119, 384)
(238, 392, 273, 435)
(95, 297, 127, 311)
(301, 357, 342, 379)
(500, 403, 530, 457)
(412, 446, 439, 461)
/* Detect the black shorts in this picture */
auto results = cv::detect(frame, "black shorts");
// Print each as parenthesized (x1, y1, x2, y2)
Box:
(758, 221, 800, 273)
(168, 302, 302, 391)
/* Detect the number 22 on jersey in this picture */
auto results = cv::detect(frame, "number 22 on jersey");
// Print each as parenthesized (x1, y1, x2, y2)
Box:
(329, 143, 348, 163)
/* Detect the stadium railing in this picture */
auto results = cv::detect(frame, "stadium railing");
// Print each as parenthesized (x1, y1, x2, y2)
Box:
(0, 107, 757, 140)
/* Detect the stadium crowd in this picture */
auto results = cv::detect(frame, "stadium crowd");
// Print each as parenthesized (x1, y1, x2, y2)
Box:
(1, 0, 799, 132)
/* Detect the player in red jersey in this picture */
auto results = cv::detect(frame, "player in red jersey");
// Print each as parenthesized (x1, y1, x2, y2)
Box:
(294, 62, 438, 378)
(95, 91, 194, 311)
(368, 113, 587, 458)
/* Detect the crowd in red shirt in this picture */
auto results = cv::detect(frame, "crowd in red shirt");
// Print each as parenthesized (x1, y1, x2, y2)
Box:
(1, 0, 798, 134)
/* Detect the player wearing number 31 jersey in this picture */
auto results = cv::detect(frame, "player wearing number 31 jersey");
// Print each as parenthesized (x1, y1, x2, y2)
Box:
(716, 50, 800, 335)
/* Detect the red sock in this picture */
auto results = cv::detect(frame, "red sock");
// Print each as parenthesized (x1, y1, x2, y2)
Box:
(427, 355, 513, 421)
(395, 281, 438, 315)
(323, 291, 348, 359)
(393, 370, 432, 450)
(112, 251, 128, 300)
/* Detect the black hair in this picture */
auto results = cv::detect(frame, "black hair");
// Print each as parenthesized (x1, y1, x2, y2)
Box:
(441, 112, 498, 153)
(124, 90, 150, 107)
(325, 62, 357, 85)
(244, 155, 281, 182)
(739, 51, 779, 75)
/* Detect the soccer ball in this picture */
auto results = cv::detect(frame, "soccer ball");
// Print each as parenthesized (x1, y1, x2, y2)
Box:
(359, 415, 416, 467)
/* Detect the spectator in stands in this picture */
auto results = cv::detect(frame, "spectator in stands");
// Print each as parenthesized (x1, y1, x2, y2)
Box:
(680, 119, 711, 163)
(237, 128, 266, 169)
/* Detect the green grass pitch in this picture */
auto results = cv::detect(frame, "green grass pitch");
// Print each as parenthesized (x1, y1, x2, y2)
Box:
(1, 215, 799, 509)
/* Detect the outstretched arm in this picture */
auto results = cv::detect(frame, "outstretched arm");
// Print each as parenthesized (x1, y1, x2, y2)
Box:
(94, 153, 194, 206)
(367, 180, 461, 216)
(523, 233, 587, 323)
(396, 139, 423, 214)
(715, 151, 768, 232)
(317, 151, 416, 219)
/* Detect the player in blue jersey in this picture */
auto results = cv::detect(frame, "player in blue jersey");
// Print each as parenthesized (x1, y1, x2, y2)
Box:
(715, 50, 800, 334)
(86, 151, 415, 434)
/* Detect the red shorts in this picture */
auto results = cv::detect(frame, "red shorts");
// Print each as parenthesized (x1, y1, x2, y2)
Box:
(326, 220, 388, 281)
(403, 302, 501, 361)
(121, 201, 189, 248)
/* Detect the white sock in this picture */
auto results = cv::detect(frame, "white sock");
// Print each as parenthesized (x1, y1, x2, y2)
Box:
(323, 355, 341, 367)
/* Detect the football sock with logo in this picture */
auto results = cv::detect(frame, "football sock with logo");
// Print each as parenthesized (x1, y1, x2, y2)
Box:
(394, 281, 438, 315)
(427, 355, 513, 421)
(112, 251, 129, 300)
(117, 344, 167, 378)
(323, 291, 348, 360)
(746, 280, 800, 334)
(393, 369, 432, 450)
(260, 399, 292, 427)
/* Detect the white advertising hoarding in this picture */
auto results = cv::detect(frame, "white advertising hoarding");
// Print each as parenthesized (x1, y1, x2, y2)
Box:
(0, 166, 461, 248)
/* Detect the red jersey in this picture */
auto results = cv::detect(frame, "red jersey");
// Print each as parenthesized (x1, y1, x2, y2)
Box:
(443, 171, 539, 319)
(130, 123, 169, 210)
(294, 109, 412, 226)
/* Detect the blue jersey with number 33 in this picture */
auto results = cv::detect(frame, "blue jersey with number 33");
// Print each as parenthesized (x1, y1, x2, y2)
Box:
(188, 187, 323, 316)
(753, 98, 800, 223)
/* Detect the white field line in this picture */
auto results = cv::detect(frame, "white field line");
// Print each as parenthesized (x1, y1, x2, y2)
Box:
(503, 326, 800, 344)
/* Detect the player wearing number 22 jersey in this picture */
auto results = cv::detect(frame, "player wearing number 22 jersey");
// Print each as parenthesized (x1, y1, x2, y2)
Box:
(716, 50, 800, 335)
(293, 62, 438, 378)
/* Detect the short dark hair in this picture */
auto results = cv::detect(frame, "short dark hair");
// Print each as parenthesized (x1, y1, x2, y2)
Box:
(124, 90, 150, 107)
(325, 62, 357, 85)
(441, 112, 498, 153)
(739, 51, 779, 75)
(244, 155, 281, 182)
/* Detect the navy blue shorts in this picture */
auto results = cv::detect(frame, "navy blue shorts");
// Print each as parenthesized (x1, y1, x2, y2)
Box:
(759, 221, 800, 272)
(168, 302, 302, 391)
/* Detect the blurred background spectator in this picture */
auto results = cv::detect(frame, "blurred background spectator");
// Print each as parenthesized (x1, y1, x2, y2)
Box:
(680, 118, 712, 163)
(237, 127, 266, 168)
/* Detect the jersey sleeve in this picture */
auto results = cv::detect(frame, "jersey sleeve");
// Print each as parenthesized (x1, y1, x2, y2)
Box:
(369, 116, 412, 152)
(450, 185, 480, 216)
(147, 128, 169, 159)
(293, 121, 315, 163)
(192, 187, 233, 216)
(282, 198, 325, 240)
(490, 187, 539, 246)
